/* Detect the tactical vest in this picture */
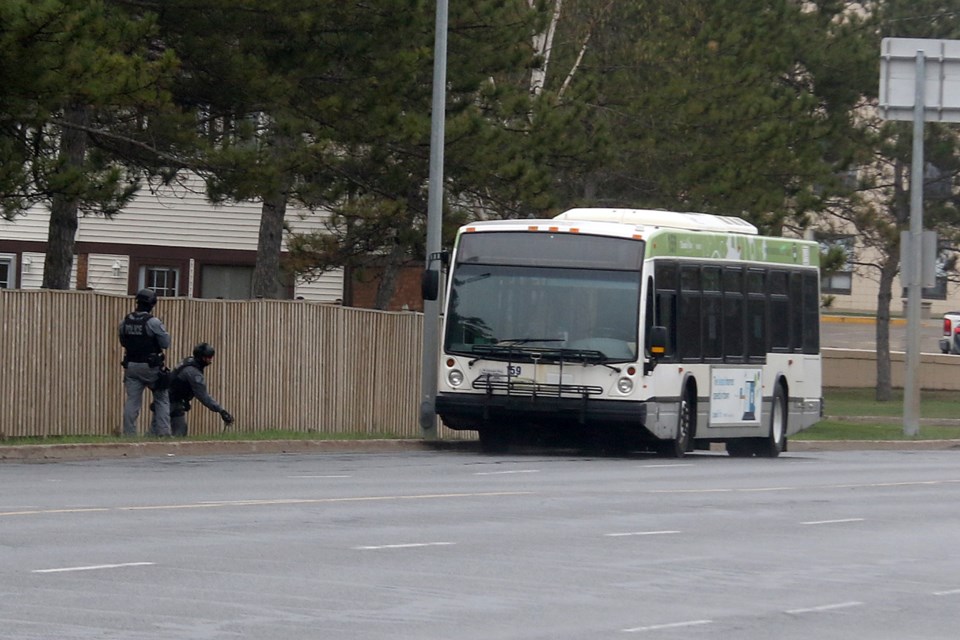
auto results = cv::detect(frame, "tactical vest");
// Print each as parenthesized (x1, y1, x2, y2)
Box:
(120, 312, 160, 362)
(170, 359, 201, 402)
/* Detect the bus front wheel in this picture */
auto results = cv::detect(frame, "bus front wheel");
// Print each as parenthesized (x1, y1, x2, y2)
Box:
(658, 391, 693, 458)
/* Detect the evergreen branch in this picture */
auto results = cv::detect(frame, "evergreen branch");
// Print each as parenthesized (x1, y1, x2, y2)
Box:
(48, 116, 210, 174)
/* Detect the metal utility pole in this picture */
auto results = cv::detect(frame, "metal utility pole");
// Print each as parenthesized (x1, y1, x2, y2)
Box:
(903, 52, 925, 437)
(419, 0, 448, 440)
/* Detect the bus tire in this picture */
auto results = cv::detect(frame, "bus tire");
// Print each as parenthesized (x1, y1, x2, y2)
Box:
(658, 390, 693, 458)
(479, 427, 510, 454)
(756, 384, 787, 458)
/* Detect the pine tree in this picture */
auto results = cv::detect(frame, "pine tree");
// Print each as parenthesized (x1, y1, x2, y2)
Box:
(0, 0, 182, 289)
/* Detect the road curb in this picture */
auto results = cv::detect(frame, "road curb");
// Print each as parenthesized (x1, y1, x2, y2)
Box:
(1, 438, 959, 462)
(0, 439, 466, 462)
(789, 439, 960, 452)
(821, 315, 908, 326)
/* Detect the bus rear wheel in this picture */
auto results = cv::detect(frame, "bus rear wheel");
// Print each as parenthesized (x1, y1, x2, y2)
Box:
(726, 384, 787, 458)
(755, 384, 787, 458)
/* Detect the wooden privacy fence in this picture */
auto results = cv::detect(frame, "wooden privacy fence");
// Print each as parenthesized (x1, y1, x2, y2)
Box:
(0, 289, 452, 439)
(3, 289, 953, 439)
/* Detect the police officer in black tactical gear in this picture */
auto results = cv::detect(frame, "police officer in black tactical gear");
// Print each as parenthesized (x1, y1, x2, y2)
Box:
(169, 342, 234, 437)
(118, 288, 171, 437)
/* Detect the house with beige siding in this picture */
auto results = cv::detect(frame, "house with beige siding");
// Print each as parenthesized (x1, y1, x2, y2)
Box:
(0, 175, 343, 301)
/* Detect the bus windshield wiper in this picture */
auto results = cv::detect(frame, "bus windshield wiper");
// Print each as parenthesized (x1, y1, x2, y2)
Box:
(467, 340, 561, 366)
(467, 343, 621, 372)
(549, 348, 621, 372)
(495, 338, 563, 345)
(456, 272, 491, 285)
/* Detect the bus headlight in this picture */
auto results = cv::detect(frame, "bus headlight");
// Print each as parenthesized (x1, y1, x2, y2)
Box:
(617, 377, 634, 394)
(448, 369, 464, 387)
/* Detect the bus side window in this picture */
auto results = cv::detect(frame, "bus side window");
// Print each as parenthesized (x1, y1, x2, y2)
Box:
(768, 270, 790, 352)
(747, 269, 767, 360)
(703, 266, 722, 360)
(790, 271, 803, 352)
(654, 261, 678, 359)
(678, 265, 702, 361)
(644, 277, 655, 351)
(802, 272, 820, 353)
(723, 267, 744, 362)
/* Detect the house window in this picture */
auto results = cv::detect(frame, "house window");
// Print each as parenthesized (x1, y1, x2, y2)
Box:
(200, 265, 254, 299)
(817, 234, 854, 295)
(901, 248, 949, 301)
(0, 254, 14, 288)
(139, 266, 180, 297)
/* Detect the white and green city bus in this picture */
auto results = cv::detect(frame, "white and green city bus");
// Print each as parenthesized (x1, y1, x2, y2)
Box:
(431, 208, 822, 456)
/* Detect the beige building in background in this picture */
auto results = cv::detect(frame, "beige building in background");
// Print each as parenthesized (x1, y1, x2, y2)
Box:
(0, 174, 343, 301)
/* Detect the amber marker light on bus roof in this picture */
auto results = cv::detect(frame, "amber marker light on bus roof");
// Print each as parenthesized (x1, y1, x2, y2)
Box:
(528, 225, 539, 231)
(465, 227, 476, 232)
(549, 226, 559, 232)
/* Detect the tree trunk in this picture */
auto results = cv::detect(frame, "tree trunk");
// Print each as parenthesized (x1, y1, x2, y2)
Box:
(374, 241, 406, 310)
(251, 187, 288, 299)
(42, 105, 89, 289)
(529, 0, 562, 97)
(875, 157, 911, 401)
(875, 252, 899, 401)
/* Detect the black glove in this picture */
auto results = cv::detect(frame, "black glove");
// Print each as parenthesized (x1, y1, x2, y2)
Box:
(219, 409, 234, 425)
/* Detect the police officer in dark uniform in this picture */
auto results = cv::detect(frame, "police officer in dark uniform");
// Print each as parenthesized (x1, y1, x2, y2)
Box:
(169, 343, 234, 437)
(118, 288, 171, 437)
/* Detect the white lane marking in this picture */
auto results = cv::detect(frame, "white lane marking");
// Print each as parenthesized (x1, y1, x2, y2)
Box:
(623, 619, 713, 633)
(33, 562, 155, 574)
(786, 601, 863, 614)
(646, 479, 960, 494)
(0, 492, 533, 518)
(638, 464, 694, 469)
(354, 542, 455, 550)
(0, 507, 109, 517)
(605, 530, 681, 537)
(934, 588, 960, 596)
(802, 518, 865, 525)
(648, 489, 732, 494)
(474, 469, 540, 476)
(287, 475, 352, 478)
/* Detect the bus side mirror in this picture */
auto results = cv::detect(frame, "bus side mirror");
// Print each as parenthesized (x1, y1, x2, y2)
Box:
(422, 269, 439, 301)
(645, 325, 667, 375)
(421, 250, 448, 301)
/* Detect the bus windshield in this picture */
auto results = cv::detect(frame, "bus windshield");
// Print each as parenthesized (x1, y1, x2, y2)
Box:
(444, 260, 642, 364)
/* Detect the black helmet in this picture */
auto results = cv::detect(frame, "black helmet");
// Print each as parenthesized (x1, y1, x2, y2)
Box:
(193, 342, 216, 360)
(135, 288, 158, 311)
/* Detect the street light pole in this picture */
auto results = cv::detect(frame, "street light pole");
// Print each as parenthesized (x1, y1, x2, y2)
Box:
(419, 0, 448, 440)
(903, 51, 925, 437)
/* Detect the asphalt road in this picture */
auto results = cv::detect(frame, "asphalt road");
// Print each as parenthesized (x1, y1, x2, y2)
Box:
(4, 449, 960, 639)
(821, 315, 944, 352)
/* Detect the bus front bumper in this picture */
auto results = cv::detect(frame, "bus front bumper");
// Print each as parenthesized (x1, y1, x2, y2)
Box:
(435, 392, 647, 432)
